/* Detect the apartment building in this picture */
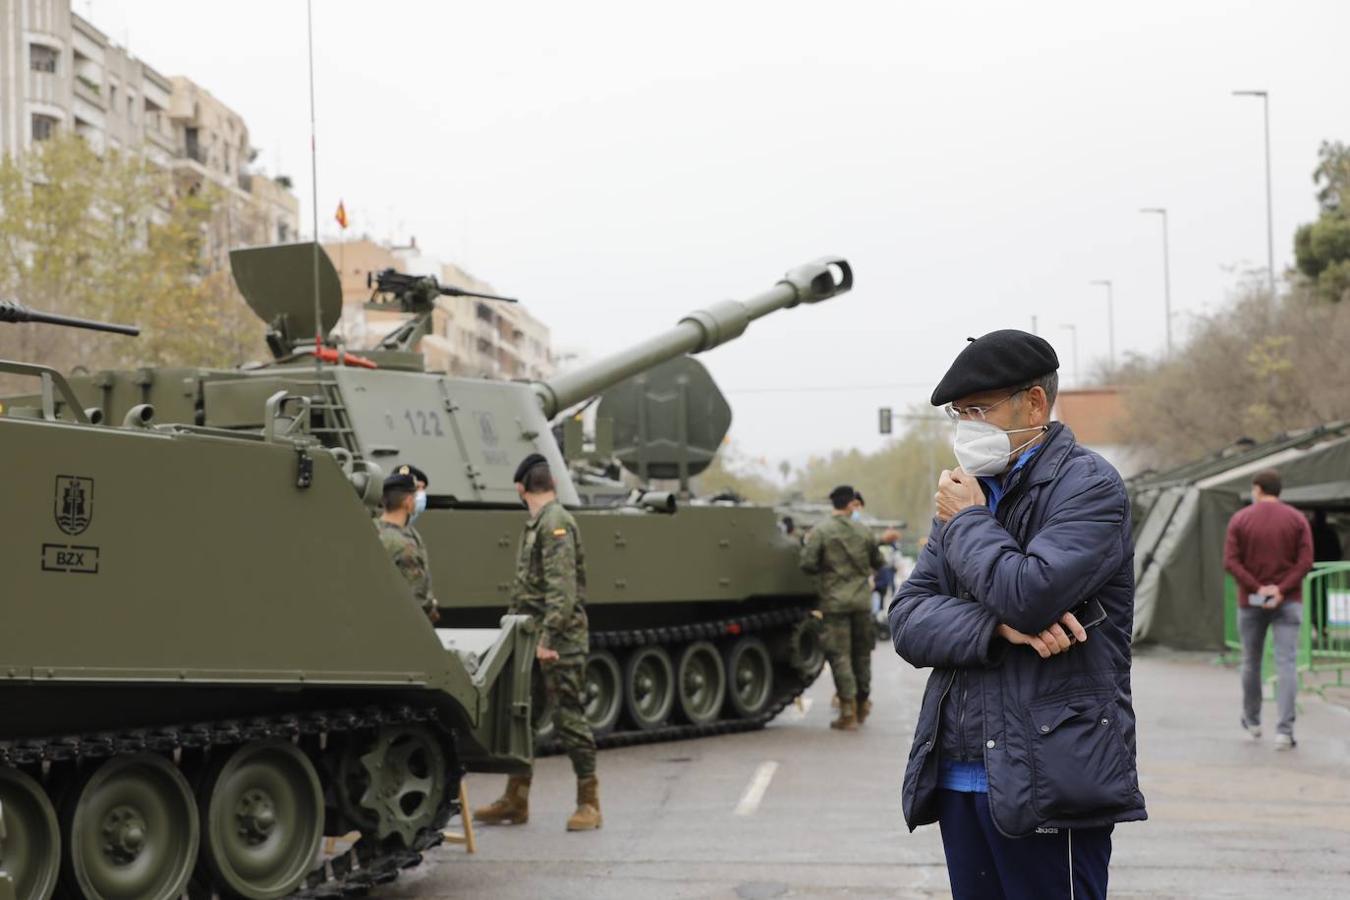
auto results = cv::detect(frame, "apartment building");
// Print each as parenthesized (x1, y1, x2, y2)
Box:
(324, 237, 553, 381)
(0, 0, 298, 255)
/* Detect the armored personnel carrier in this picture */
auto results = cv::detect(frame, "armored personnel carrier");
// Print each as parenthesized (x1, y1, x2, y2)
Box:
(4, 245, 854, 750)
(0, 301, 535, 900)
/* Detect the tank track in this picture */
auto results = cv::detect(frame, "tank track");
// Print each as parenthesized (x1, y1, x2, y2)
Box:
(0, 703, 458, 899)
(540, 604, 820, 754)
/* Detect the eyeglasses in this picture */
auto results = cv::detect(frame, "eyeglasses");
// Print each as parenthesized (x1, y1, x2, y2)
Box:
(943, 387, 1029, 423)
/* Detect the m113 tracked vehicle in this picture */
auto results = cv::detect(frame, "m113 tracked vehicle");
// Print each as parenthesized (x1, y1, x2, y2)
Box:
(0, 302, 535, 900)
(6, 245, 854, 751)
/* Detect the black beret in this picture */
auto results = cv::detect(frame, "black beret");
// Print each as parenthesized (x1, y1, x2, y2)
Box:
(829, 485, 856, 508)
(930, 329, 1059, 406)
(396, 463, 429, 488)
(513, 453, 549, 484)
(383, 472, 416, 493)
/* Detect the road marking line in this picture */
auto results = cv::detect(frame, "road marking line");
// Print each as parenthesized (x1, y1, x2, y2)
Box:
(735, 761, 779, 816)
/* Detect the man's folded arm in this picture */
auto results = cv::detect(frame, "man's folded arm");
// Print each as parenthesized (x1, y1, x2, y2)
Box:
(890, 542, 1004, 670)
(942, 474, 1125, 635)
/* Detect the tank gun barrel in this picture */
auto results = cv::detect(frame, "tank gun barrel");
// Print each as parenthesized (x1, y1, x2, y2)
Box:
(0, 300, 140, 336)
(533, 256, 852, 419)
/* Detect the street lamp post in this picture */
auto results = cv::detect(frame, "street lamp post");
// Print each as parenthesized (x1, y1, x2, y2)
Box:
(1140, 207, 1173, 356)
(1089, 279, 1115, 371)
(1233, 90, 1276, 300)
(1059, 323, 1079, 388)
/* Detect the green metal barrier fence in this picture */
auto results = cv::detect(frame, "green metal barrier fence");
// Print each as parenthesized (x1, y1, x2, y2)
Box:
(1303, 561, 1350, 690)
(1222, 563, 1350, 694)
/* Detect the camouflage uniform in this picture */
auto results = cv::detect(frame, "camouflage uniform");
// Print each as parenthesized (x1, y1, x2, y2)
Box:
(377, 519, 438, 619)
(511, 499, 595, 778)
(799, 515, 883, 701)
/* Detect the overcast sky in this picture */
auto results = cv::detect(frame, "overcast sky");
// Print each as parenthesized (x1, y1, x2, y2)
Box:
(87, 0, 1350, 467)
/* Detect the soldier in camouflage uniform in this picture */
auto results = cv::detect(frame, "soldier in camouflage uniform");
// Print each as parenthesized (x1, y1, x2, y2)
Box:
(800, 484, 884, 730)
(474, 453, 601, 832)
(376, 467, 439, 623)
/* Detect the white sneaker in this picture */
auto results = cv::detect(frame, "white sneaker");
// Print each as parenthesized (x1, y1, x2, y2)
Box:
(1241, 719, 1262, 739)
(1274, 733, 1297, 750)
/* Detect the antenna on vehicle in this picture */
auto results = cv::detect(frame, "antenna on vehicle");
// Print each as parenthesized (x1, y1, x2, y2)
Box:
(306, 0, 322, 375)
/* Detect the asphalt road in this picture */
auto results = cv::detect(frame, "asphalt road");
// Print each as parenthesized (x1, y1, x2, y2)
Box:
(378, 643, 1350, 899)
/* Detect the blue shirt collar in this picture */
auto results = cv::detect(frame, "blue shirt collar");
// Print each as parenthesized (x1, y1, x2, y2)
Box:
(979, 445, 1041, 515)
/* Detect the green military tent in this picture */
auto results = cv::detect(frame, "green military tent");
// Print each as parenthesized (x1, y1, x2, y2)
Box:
(1130, 423, 1350, 649)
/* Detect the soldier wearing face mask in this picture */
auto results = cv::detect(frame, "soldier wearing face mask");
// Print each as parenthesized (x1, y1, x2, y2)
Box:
(377, 465, 440, 624)
(889, 330, 1144, 900)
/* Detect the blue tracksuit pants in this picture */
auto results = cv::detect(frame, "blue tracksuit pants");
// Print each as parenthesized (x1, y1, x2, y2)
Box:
(936, 790, 1113, 900)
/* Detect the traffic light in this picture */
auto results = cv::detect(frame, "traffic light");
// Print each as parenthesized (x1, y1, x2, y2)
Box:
(879, 406, 893, 435)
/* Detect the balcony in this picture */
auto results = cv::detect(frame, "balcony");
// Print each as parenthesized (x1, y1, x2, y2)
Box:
(73, 75, 104, 107)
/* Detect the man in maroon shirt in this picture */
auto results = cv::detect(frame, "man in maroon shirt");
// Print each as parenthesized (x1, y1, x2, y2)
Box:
(1224, 469, 1314, 749)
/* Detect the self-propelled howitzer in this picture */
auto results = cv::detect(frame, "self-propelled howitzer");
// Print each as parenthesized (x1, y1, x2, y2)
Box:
(3, 246, 854, 752)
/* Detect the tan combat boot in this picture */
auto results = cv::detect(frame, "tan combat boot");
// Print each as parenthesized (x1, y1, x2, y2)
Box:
(831, 698, 859, 731)
(856, 693, 872, 726)
(565, 775, 602, 831)
(473, 774, 531, 825)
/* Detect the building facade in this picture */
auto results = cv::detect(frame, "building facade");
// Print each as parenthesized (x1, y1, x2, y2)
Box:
(0, 0, 297, 255)
(323, 237, 553, 381)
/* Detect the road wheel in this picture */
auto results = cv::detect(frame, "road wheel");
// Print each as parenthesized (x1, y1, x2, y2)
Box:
(0, 766, 61, 900)
(675, 641, 727, 725)
(197, 741, 323, 899)
(622, 645, 676, 730)
(583, 650, 624, 736)
(62, 754, 198, 900)
(723, 636, 775, 719)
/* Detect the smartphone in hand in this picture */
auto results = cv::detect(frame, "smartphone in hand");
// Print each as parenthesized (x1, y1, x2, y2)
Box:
(1067, 597, 1108, 640)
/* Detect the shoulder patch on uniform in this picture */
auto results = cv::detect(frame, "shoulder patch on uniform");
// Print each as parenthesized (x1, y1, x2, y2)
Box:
(552, 528, 568, 537)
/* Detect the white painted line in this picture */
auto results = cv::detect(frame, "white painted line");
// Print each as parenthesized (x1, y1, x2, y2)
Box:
(734, 761, 779, 816)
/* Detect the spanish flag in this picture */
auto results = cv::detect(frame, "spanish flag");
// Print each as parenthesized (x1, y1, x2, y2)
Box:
(334, 200, 349, 230)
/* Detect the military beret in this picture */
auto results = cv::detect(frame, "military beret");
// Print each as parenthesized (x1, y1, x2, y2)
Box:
(383, 472, 416, 493)
(829, 485, 856, 508)
(396, 463, 430, 488)
(513, 453, 549, 484)
(930, 329, 1059, 407)
(854, 491, 865, 506)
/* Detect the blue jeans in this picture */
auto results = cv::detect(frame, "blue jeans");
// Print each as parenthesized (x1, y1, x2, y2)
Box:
(936, 790, 1112, 900)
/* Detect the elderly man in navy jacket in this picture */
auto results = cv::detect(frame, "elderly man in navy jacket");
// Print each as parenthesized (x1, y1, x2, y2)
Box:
(889, 330, 1146, 900)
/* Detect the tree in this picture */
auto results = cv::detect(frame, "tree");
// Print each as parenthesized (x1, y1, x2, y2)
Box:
(1118, 277, 1350, 467)
(1294, 141, 1350, 302)
(0, 134, 261, 379)
(1116, 138, 1350, 468)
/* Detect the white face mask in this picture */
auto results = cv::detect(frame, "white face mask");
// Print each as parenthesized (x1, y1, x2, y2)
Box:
(411, 489, 427, 522)
(850, 509, 863, 521)
(952, 420, 1046, 477)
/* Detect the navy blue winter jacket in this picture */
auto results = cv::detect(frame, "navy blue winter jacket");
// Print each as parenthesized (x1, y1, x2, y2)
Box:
(889, 423, 1147, 837)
